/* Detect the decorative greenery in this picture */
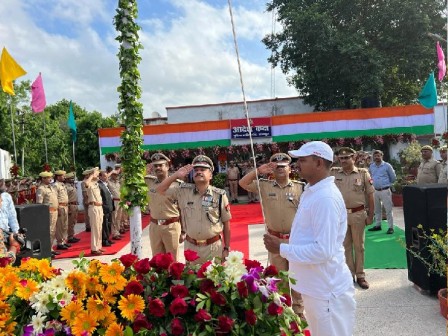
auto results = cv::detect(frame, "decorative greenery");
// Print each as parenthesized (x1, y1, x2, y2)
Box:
(211, 173, 227, 189)
(0, 251, 307, 335)
(398, 140, 422, 175)
(406, 225, 447, 278)
(114, 0, 148, 211)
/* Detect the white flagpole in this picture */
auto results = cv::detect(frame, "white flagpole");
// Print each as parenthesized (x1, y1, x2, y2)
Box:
(9, 96, 17, 161)
(72, 140, 76, 168)
(42, 111, 48, 163)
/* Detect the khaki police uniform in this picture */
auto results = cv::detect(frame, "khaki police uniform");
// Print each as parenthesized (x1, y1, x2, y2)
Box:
(438, 160, 447, 184)
(146, 175, 182, 260)
(54, 177, 69, 245)
(36, 181, 59, 249)
(85, 177, 103, 252)
(65, 178, 78, 240)
(108, 177, 123, 238)
(168, 184, 231, 264)
(227, 165, 240, 202)
(331, 166, 374, 280)
(417, 158, 441, 184)
(81, 180, 91, 230)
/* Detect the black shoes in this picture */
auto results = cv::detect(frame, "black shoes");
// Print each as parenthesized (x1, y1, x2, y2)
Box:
(56, 244, 68, 250)
(386, 228, 394, 234)
(368, 226, 382, 232)
(67, 237, 80, 243)
(102, 241, 112, 247)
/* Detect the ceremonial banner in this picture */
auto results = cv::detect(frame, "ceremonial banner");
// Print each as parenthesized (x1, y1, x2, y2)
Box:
(0, 47, 26, 95)
(418, 72, 438, 109)
(230, 117, 271, 139)
(67, 101, 77, 142)
(31, 73, 46, 113)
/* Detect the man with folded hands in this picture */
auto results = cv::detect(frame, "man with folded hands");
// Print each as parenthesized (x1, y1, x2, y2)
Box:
(145, 153, 183, 261)
(156, 155, 231, 264)
(330, 147, 374, 290)
(239, 152, 305, 317)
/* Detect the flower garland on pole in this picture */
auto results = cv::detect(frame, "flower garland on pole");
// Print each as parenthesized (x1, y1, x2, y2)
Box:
(114, 0, 148, 257)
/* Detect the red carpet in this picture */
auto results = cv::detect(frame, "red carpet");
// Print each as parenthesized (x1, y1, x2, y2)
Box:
(229, 203, 264, 258)
(54, 215, 150, 259)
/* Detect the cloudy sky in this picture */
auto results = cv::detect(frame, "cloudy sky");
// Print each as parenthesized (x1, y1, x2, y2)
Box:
(1, 0, 298, 117)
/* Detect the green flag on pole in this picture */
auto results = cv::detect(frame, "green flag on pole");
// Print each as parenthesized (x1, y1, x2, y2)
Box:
(67, 101, 77, 142)
(418, 72, 438, 109)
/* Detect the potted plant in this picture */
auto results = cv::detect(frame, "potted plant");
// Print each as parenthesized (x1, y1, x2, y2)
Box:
(398, 140, 422, 178)
(406, 226, 448, 319)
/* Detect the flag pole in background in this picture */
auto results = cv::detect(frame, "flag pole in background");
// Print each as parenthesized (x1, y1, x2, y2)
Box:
(436, 41, 447, 132)
(31, 73, 48, 163)
(67, 101, 77, 168)
(0, 47, 27, 164)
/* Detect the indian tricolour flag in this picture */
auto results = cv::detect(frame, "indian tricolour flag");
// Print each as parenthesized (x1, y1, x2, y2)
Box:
(99, 120, 230, 154)
(272, 105, 433, 142)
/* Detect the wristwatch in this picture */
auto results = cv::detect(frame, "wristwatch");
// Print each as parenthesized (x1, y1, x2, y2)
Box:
(223, 246, 230, 251)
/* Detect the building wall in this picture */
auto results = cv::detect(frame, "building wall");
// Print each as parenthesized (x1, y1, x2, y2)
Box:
(166, 96, 314, 124)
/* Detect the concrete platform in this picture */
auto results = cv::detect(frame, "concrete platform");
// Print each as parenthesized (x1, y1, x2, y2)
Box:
(53, 206, 447, 335)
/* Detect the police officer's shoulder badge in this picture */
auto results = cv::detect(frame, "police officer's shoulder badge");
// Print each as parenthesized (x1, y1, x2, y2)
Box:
(211, 186, 226, 195)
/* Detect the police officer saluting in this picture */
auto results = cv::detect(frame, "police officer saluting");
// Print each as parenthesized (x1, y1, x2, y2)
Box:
(330, 147, 374, 289)
(156, 155, 231, 264)
(145, 153, 183, 261)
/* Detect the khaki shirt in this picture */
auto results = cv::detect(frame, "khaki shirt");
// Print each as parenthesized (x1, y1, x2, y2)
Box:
(168, 184, 231, 240)
(36, 184, 59, 209)
(438, 161, 447, 184)
(246, 179, 304, 233)
(330, 167, 374, 208)
(65, 183, 78, 203)
(417, 159, 441, 184)
(85, 182, 102, 204)
(53, 181, 69, 204)
(108, 178, 121, 200)
(227, 167, 240, 180)
(81, 181, 89, 205)
(145, 175, 181, 219)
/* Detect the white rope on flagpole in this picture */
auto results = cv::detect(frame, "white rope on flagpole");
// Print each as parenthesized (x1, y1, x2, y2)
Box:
(9, 96, 17, 161)
(227, 0, 267, 227)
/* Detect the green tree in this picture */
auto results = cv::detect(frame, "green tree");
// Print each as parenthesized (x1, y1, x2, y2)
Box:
(264, 0, 446, 110)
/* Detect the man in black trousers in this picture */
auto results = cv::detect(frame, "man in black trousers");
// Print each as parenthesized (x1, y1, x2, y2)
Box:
(98, 170, 115, 246)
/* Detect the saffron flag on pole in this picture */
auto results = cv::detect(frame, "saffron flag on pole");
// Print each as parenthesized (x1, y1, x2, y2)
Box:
(31, 73, 46, 113)
(0, 47, 26, 95)
(67, 101, 77, 143)
(437, 41, 446, 82)
(418, 72, 438, 109)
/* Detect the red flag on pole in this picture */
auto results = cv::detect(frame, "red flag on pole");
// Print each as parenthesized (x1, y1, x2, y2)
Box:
(437, 41, 446, 82)
(31, 73, 46, 113)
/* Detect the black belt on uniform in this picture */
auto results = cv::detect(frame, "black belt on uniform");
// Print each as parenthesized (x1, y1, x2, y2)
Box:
(375, 186, 390, 191)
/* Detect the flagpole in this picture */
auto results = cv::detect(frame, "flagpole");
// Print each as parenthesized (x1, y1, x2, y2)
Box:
(42, 111, 48, 163)
(72, 140, 76, 169)
(9, 96, 17, 162)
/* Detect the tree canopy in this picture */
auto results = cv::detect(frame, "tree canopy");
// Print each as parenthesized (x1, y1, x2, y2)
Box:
(264, 0, 446, 110)
(0, 81, 118, 178)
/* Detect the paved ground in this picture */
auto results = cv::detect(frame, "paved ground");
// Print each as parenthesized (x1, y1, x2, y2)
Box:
(53, 206, 447, 335)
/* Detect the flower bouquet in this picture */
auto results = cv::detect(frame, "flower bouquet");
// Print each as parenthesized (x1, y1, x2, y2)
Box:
(0, 250, 307, 335)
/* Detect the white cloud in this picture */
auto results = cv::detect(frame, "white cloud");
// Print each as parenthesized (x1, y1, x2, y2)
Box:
(0, 0, 297, 118)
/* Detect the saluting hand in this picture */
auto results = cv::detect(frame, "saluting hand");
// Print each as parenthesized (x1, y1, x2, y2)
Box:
(257, 162, 277, 175)
(176, 165, 193, 179)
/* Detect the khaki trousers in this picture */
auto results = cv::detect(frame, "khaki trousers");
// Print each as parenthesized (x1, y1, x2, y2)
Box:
(88, 205, 103, 252)
(149, 221, 181, 261)
(55, 206, 68, 244)
(185, 239, 222, 265)
(83, 202, 91, 229)
(67, 205, 78, 239)
(111, 200, 123, 236)
(49, 211, 58, 250)
(228, 180, 239, 200)
(269, 248, 304, 314)
(344, 211, 367, 279)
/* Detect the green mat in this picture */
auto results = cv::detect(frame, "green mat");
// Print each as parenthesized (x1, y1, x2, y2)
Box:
(364, 221, 407, 269)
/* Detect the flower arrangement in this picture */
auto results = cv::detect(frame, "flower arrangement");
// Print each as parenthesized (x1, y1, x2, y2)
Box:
(0, 251, 307, 336)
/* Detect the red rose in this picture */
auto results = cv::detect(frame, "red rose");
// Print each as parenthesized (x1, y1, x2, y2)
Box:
(170, 284, 189, 298)
(169, 262, 185, 279)
(289, 321, 301, 334)
(134, 258, 151, 274)
(148, 298, 165, 317)
(184, 249, 200, 262)
(169, 297, 188, 315)
(245, 309, 257, 326)
(124, 280, 144, 296)
(244, 259, 262, 271)
(171, 317, 184, 336)
(236, 281, 248, 298)
(282, 293, 292, 306)
(0, 257, 11, 267)
(264, 265, 279, 277)
(158, 253, 174, 269)
(267, 302, 283, 316)
(199, 279, 215, 294)
(197, 261, 212, 278)
(119, 253, 138, 268)
(149, 254, 160, 268)
(210, 290, 226, 306)
(217, 316, 234, 333)
(132, 313, 152, 332)
(194, 309, 212, 322)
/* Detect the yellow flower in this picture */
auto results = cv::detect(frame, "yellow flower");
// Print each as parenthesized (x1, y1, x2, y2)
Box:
(86, 296, 111, 322)
(66, 271, 88, 293)
(100, 286, 119, 305)
(86, 276, 102, 295)
(104, 322, 124, 336)
(15, 279, 39, 300)
(105, 276, 126, 292)
(60, 300, 84, 324)
(117, 294, 145, 321)
(72, 312, 97, 336)
(99, 262, 125, 284)
(36, 259, 56, 280)
(99, 312, 118, 328)
(0, 270, 19, 296)
(88, 259, 102, 275)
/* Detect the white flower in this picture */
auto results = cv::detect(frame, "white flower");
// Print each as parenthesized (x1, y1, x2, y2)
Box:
(30, 312, 46, 334)
(225, 251, 244, 266)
